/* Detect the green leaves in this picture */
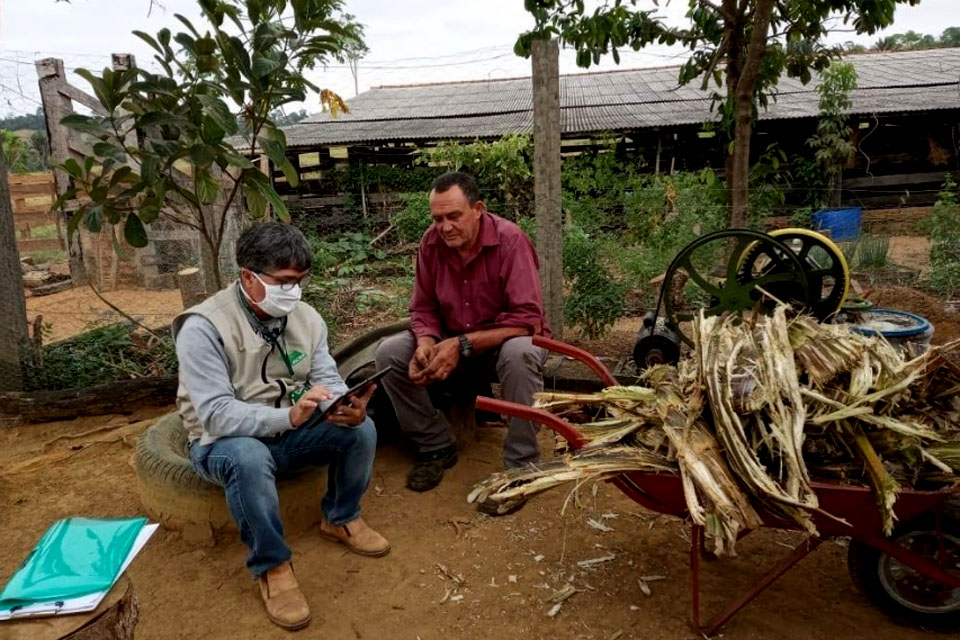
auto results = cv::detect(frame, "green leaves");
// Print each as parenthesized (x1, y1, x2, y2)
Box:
(61, 114, 107, 136)
(190, 143, 217, 168)
(252, 55, 283, 77)
(93, 142, 127, 163)
(218, 151, 255, 170)
(124, 213, 149, 247)
(243, 182, 268, 218)
(56, 0, 365, 280)
(256, 132, 298, 187)
(244, 168, 289, 221)
(140, 155, 159, 185)
(196, 169, 220, 204)
(197, 94, 238, 135)
(85, 204, 104, 233)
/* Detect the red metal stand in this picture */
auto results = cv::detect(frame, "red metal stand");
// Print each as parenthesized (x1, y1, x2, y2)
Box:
(690, 525, 822, 635)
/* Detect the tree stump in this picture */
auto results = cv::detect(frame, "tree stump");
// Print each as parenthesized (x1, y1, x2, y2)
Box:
(4, 575, 138, 640)
(176, 267, 207, 310)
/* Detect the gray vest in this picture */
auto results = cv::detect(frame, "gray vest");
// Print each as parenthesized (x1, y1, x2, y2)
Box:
(172, 284, 324, 443)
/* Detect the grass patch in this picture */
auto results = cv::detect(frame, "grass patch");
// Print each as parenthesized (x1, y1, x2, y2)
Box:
(22, 249, 67, 264)
(27, 223, 59, 239)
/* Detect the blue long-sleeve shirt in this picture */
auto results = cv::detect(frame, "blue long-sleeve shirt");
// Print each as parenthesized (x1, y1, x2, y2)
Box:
(175, 313, 348, 441)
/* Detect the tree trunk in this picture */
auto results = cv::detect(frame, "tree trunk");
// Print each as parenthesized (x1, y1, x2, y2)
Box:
(0, 142, 30, 391)
(727, 0, 776, 229)
(7, 575, 138, 640)
(0, 376, 177, 422)
(531, 38, 564, 339)
(62, 576, 138, 640)
(729, 117, 753, 228)
(199, 223, 223, 293)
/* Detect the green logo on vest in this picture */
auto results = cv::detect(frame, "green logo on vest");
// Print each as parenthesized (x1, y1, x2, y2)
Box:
(288, 350, 307, 367)
(289, 384, 309, 404)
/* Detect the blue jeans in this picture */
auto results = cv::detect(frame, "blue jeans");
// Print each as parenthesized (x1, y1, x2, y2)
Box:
(188, 418, 377, 578)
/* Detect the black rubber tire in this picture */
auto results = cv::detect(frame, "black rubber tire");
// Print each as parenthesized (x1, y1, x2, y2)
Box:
(847, 500, 960, 631)
(332, 319, 411, 437)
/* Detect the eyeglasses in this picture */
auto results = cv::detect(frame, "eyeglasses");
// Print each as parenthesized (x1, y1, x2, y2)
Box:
(257, 272, 311, 291)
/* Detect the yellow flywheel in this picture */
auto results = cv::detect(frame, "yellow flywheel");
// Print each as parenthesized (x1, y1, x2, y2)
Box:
(737, 228, 850, 320)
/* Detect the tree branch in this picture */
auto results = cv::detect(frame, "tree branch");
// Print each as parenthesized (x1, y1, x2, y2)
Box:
(159, 210, 201, 230)
(214, 172, 243, 260)
(700, 35, 729, 91)
(697, 0, 733, 21)
(735, 0, 776, 101)
(87, 282, 163, 340)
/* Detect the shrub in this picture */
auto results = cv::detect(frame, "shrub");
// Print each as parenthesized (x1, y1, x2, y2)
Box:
(22, 323, 177, 392)
(857, 233, 891, 269)
(928, 176, 960, 297)
(563, 226, 628, 339)
(393, 193, 432, 244)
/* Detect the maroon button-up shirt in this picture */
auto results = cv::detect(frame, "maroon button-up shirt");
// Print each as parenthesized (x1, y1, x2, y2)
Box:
(410, 212, 551, 341)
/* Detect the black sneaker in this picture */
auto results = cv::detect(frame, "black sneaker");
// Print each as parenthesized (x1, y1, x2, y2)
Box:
(407, 445, 458, 492)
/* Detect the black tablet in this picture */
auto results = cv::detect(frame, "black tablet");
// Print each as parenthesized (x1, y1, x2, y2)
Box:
(315, 365, 393, 423)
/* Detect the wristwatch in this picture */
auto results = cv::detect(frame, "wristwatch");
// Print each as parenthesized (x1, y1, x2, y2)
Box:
(458, 334, 473, 358)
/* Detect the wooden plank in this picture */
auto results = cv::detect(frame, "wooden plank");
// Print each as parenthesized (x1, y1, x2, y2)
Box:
(7, 172, 56, 186)
(12, 211, 57, 228)
(10, 180, 54, 197)
(58, 83, 109, 116)
(11, 192, 55, 204)
(11, 204, 54, 217)
(863, 207, 933, 222)
(17, 238, 64, 252)
(844, 193, 940, 209)
(767, 205, 933, 232)
(12, 191, 52, 203)
(842, 171, 959, 189)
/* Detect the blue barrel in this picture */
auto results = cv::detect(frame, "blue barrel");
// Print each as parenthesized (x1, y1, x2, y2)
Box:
(812, 207, 862, 242)
(850, 308, 934, 354)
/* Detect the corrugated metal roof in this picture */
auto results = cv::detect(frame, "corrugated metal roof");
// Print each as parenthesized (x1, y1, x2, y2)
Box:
(286, 48, 960, 148)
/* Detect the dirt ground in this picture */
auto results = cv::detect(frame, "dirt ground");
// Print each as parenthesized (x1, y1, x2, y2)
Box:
(888, 236, 931, 278)
(0, 406, 948, 640)
(25, 287, 184, 343)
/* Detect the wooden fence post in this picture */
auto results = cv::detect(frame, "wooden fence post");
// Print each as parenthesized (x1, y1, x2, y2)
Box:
(36, 57, 85, 283)
(532, 38, 564, 339)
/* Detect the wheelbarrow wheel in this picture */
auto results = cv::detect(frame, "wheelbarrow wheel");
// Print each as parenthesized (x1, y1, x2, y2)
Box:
(847, 502, 960, 630)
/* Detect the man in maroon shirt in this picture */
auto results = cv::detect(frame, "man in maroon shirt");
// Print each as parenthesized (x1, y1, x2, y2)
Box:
(376, 172, 549, 515)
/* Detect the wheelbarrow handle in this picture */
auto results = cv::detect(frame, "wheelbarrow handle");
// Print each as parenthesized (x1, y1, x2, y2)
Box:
(475, 396, 589, 450)
(476, 337, 618, 449)
(532, 336, 618, 387)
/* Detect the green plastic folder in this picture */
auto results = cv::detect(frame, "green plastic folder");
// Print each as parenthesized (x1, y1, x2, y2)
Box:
(0, 517, 146, 609)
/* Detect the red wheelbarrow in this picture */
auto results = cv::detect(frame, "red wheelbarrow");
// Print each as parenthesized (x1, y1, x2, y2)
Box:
(475, 336, 960, 635)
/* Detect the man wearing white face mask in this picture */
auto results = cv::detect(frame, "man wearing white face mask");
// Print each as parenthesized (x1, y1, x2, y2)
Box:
(172, 222, 388, 631)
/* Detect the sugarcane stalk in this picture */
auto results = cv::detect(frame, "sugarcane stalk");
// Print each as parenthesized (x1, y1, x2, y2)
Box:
(843, 420, 901, 536)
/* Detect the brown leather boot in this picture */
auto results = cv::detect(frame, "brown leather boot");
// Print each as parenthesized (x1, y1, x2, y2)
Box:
(319, 517, 391, 557)
(258, 562, 311, 631)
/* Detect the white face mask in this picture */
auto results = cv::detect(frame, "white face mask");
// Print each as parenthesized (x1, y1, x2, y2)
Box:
(243, 271, 302, 317)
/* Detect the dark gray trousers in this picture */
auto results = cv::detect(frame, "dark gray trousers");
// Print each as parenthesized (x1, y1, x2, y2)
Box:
(375, 332, 547, 468)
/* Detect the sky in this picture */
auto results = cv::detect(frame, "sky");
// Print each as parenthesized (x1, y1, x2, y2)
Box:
(1, 0, 958, 118)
